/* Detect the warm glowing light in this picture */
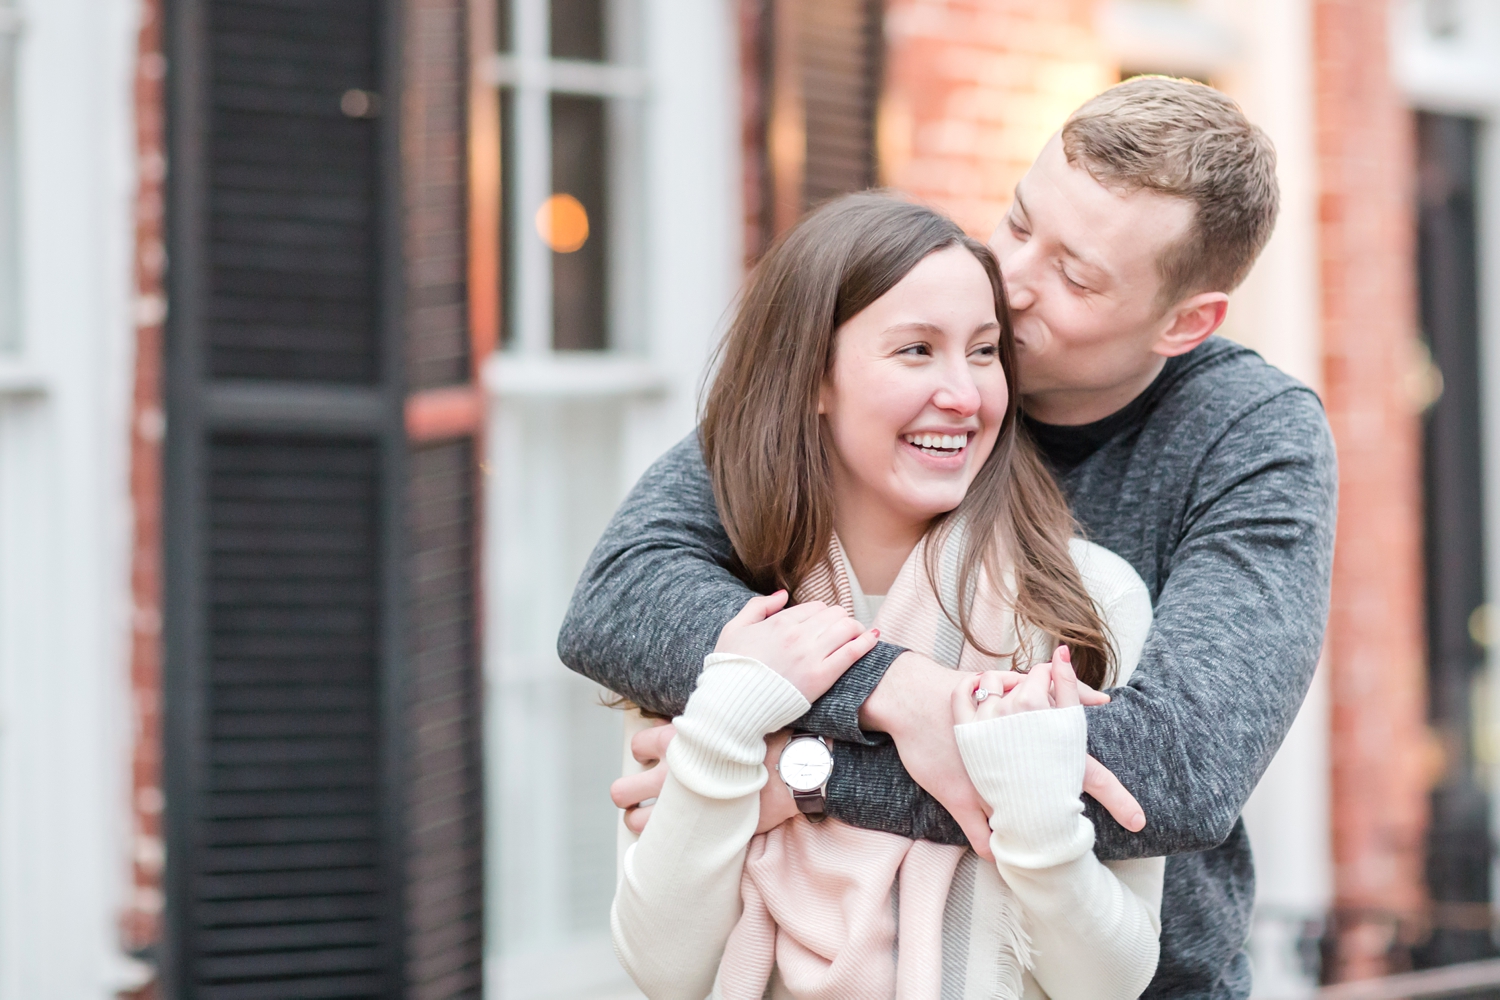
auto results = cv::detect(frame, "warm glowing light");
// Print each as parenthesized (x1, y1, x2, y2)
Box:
(535, 193, 590, 253)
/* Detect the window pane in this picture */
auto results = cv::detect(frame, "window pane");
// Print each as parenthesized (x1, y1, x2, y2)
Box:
(550, 95, 608, 351)
(550, 0, 605, 61)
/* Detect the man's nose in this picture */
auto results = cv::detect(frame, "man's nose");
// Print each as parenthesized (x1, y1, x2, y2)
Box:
(1001, 247, 1037, 311)
(1006, 279, 1035, 311)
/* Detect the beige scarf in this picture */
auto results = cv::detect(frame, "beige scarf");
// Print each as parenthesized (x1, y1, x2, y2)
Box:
(715, 530, 1037, 1000)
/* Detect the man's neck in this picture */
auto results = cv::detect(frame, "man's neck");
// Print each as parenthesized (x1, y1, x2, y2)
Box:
(1020, 356, 1167, 427)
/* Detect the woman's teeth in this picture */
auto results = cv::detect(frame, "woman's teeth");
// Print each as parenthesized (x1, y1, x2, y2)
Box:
(904, 433, 966, 455)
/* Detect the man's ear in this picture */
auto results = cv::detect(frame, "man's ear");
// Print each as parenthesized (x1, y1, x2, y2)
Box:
(1153, 292, 1229, 358)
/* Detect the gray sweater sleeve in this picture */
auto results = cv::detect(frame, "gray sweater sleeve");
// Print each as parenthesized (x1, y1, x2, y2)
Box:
(1080, 390, 1338, 858)
(556, 434, 904, 744)
(817, 389, 1339, 852)
(820, 389, 1340, 853)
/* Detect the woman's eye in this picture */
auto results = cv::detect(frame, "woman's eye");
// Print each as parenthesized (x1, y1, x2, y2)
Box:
(970, 344, 999, 361)
(1008, 218, 1029, 239)
(898, 343, 932, 357)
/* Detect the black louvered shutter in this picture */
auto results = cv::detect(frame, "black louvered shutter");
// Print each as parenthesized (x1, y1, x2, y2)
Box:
(164, 1, 410, 998)
(799, 0, 882, 207)
(756, 0, 882, 248)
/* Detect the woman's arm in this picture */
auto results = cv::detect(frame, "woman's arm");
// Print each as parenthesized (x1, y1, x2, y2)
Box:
(954, 651, 1163, 1000)
(613, 654, 810, 999)
(613, 594, 874, 999)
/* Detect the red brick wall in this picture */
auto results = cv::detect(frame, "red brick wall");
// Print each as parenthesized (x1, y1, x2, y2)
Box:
(737, 0, 1112, 249)
(405, 0, 472, 392)
(122, 0, 166, 994)
(1314, 0, 1430, 980)
(880, 0, 1115, 236)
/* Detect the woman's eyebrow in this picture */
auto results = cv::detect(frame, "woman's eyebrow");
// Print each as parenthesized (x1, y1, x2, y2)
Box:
(882, 322, 945, 337)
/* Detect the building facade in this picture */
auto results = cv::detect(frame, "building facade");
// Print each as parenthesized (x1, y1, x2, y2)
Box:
(0, 1, 1491, 998)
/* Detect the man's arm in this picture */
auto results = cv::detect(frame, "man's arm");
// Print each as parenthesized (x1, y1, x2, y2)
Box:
(557, 433, 903, 744)
(1081, 388, 1338, 858)
(831, 388, 1338, 856)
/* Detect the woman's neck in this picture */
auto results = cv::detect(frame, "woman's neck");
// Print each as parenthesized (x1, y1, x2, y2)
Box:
(833, 494, 928, 596)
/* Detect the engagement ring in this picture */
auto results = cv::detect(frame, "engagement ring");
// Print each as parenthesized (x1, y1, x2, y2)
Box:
(973, 687, 990, 703)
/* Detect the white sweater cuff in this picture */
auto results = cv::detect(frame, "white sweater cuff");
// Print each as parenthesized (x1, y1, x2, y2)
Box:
(955, 705, 1094, 868)
(667, 653, 810, 800)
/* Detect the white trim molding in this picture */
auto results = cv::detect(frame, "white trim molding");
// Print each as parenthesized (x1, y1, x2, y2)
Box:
(0, 360, 43, 396)
(485, 55, 649, 98)
(1392, 0, 1500, 115)
(483, 353, 669, 399)
(0, 0, 138, 995)
(1097, 0, 1241, 79)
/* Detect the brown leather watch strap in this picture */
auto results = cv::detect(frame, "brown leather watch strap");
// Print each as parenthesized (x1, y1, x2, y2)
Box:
(792, 787, 826, 822)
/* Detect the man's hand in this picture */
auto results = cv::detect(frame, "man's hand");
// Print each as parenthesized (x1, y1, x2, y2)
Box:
(862, 652, 1146, 851)
(612, 721, 674, 835)
(609, 723, 801, 836)
(1085, 755, 1145, 833)
(860, 653, 998, 857)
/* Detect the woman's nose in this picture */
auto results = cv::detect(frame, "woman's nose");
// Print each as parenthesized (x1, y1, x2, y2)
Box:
(933, 363, 982, 415)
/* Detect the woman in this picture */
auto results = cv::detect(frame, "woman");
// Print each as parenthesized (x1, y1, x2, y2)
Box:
(611, 193, 1162, 1000)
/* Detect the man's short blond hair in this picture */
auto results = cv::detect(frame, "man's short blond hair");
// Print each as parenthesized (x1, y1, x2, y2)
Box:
(1062, 76, 1279, 305)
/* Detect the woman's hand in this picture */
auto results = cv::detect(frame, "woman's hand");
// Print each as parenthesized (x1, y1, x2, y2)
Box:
(757, 730, 801, 833)
(950, 646, 1147, 832)
(952, 645, 1081, 724)
(715, 591, 879, 702)
(950, 647, 1108, 725)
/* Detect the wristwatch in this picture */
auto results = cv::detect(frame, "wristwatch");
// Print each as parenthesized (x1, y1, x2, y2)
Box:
(776, 733, 834, 822)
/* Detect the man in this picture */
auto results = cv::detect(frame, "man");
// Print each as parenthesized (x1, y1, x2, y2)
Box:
(559, 76, 1337, 998)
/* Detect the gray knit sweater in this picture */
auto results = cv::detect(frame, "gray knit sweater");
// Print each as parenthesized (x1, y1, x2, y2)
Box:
(559, 337, 1338, 999)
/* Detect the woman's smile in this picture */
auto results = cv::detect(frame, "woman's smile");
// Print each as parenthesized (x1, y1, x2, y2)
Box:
(901, 430, 974, 463)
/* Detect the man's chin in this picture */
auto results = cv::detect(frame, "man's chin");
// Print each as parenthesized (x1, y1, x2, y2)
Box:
(1015, 378, 1050, 403)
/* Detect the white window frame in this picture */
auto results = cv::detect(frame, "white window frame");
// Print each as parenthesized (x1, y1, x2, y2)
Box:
(480, 4, 670, 996)
(477, 1, 744, 997)
(488, 0, 647, 360)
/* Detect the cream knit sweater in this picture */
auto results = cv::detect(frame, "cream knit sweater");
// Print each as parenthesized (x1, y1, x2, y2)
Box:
(612, 540, 1163, 1000)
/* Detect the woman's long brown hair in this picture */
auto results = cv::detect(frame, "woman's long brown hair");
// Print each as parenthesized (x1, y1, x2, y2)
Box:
(700, 193, 1114, 686)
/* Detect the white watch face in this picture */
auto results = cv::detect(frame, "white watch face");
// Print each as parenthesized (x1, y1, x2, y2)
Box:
(779, 737, 833, 792)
